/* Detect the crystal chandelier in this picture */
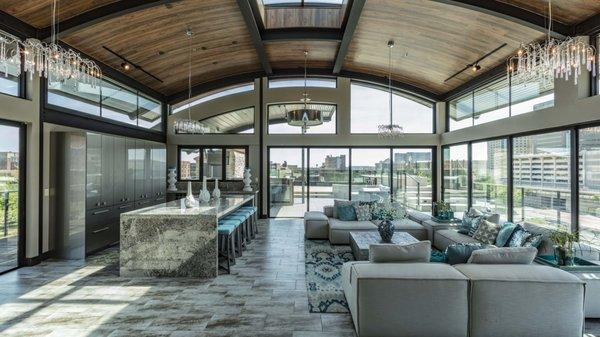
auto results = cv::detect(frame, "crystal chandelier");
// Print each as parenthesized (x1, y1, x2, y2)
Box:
(0, 0, 101, 86)
(173, 29, 205, 134)
(507, 1, 596, 86)
(378, 40, 404, 139)
(286, 51, 323, 134)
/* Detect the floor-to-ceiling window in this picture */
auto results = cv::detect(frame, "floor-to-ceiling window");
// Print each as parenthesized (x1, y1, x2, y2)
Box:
(513, 130, 571, 228)
(443, 144, 469, 214)
(269, 148, 307, 217)
(393, 149, 433, 212)
(308, 148, 349, 211)
(0, 121, 22, 273)
(579, 126, 600, 248)
(471, 139, 508, 220)
(351, 148, 391, 202)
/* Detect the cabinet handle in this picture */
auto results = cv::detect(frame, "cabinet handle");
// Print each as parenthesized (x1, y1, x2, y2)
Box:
(119, 204, 132, 209)
(92, 209, 110, 215)
(93, 227, 109, 234)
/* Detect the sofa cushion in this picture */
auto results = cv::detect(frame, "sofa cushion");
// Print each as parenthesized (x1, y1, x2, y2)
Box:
(323, 205, 334, 218)
(495, 222, 518, 247)
(338, 204, 357, 221)
(304, 211, 328, 222)
(434, 229, 481, 251)
(508, 225, 532, 247)
(445, 243, 489, 265)
(472, 220, 501, 244)
(329, 218, 377, 231)
(369, 241, 431, 263)
(467, 247, 537, 264)
(304, 211, 329, 239)
(407, 210, 432, 224)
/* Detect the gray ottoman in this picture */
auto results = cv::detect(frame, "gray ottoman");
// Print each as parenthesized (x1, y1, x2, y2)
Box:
(304, 211, 329, 239)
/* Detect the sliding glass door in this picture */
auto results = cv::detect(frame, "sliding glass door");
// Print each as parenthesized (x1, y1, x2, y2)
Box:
(308, 148, 349, 211)
(269, 148, 307, 217)
(0, 121, 23, 273)
(351, 148, 391, 202)
(393, 149, 433, 212)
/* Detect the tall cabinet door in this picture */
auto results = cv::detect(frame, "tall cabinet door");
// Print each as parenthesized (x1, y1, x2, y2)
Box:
(144, 141, 154, 200)
(86, 133, 102, 209)
(134, 139, 147, 201)
(152, 143, 166, 198)
(125, 138, 137, 203)
(112, 136, 126, 204)
(100, 135, 114, 207)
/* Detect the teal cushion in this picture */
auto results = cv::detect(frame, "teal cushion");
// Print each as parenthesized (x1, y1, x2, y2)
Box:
(337, 204, 357, 221)
(495, 222, 518, 247)
(445, 243, 489, 265)
(219, 219, 241, 227)
(218, 225, 235, 235)
(508, 225, 531, 247)
(225, 215, 246, 221)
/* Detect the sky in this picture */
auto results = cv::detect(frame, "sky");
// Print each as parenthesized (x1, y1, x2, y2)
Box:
(0, 125, 19, 152)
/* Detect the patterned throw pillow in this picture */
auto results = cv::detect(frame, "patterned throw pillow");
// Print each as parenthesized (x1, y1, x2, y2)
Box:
(523, 233, 543, 248)
(337, 204, 357, 221)
(472, 220, 501, 244)
(495, 222, 518, 247)
(508, 226, 532, 247)
(333, 200, 357, 218)
(468, 217, 484, 237)
(354, 204, 371, 221)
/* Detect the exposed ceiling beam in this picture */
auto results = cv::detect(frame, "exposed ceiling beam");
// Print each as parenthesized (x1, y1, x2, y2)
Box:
(573, 12, 600, 35)
(262, 28, 342, 42)
(167, 68, 441, 105)
(39, 0, 182, 41)
(236, 0, 273, 75)
(430, 0, 569, 39)
(0, 10, 37, 39)
(333, 0, 365, 74)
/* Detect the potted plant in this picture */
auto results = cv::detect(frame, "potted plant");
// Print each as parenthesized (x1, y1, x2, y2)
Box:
(549, 227, 579, 266)
(433, 201, 453, 220)
(371, 201, 406, 243)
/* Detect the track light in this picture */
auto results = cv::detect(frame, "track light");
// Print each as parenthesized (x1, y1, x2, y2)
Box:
(471, 64, 481, 72)
(121, 62, 131, 71)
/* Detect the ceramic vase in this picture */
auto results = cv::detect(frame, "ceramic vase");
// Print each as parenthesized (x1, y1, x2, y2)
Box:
(378, 220, 395, 243)
(212, 178, 221, 199)
(184, 181, 196, 208)
(243, 168, 252, 192)
(199, 176, 211, 203)
(167, 168, 178, 191)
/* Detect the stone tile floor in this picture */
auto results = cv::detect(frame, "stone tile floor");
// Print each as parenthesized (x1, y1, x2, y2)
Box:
(0, 218, 597, 337)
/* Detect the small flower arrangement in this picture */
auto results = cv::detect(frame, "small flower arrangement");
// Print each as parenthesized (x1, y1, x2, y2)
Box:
(370, 200, 407, 221)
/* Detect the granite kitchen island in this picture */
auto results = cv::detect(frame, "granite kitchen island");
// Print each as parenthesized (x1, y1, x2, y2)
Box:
(119, 194, 254, 278)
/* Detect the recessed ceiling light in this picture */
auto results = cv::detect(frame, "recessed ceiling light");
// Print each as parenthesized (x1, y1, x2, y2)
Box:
(121, 62, 131, 71)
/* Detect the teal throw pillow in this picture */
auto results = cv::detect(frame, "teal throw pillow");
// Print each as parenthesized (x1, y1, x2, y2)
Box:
(523, 233, 543, 248)
(508, 226, 532, 247)
(337, 204, 357, 221)
(495, 222, 518, 247)
(445, 243, 489, 265)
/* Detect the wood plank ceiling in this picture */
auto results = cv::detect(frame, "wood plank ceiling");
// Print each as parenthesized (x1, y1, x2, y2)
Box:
(1, 0, 600, 99)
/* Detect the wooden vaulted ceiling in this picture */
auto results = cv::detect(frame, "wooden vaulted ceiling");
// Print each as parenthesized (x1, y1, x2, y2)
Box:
(1, 0, 600, 101)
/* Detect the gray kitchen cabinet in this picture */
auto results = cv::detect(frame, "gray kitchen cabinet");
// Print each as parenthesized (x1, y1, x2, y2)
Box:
(134, 139, 147, 201)
(100, 135, 114, 207)
(112, 136, 126, 205)
(144, 141, 154, 201)
(152, 142, 167, 199)
(125, 138, 136, 203)
(86, 133, 102, 210)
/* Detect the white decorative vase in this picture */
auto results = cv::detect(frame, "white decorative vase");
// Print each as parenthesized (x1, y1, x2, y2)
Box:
(212, 178, 221, 199)
(199, 176, 211, 203)
(243, 168, 252, 192)
(184, 181, 196, 208)
(167, 168, 178, 191)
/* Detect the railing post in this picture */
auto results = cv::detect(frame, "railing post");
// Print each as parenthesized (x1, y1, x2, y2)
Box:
(3, 191, 8, 237)
(521, 187, 525, 221)
(417, 182, 421, 209)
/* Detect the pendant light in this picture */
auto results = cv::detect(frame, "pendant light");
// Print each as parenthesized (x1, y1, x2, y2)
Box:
(173, 29, 204, 134)
(286, 50, 323, 134)
(378, 40, 403, 139)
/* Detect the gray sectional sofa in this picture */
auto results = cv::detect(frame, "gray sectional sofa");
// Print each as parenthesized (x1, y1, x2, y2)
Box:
(304, 205, 427, 244)
(342, 261, 585, 337)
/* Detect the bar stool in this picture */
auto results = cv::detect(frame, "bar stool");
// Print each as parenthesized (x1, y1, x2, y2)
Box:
(224, 213, 249, 248)
(219, 219, 243, 257)
(217, 224, 235, 273)
(232, 210, 253, 244)
(239, 206, 258, 238)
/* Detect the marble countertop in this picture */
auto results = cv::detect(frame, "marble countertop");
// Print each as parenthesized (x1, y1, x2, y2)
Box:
(121, 194, 254, 218)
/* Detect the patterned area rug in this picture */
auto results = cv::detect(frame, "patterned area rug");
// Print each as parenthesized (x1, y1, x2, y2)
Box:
(304, 239, 447, 313)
